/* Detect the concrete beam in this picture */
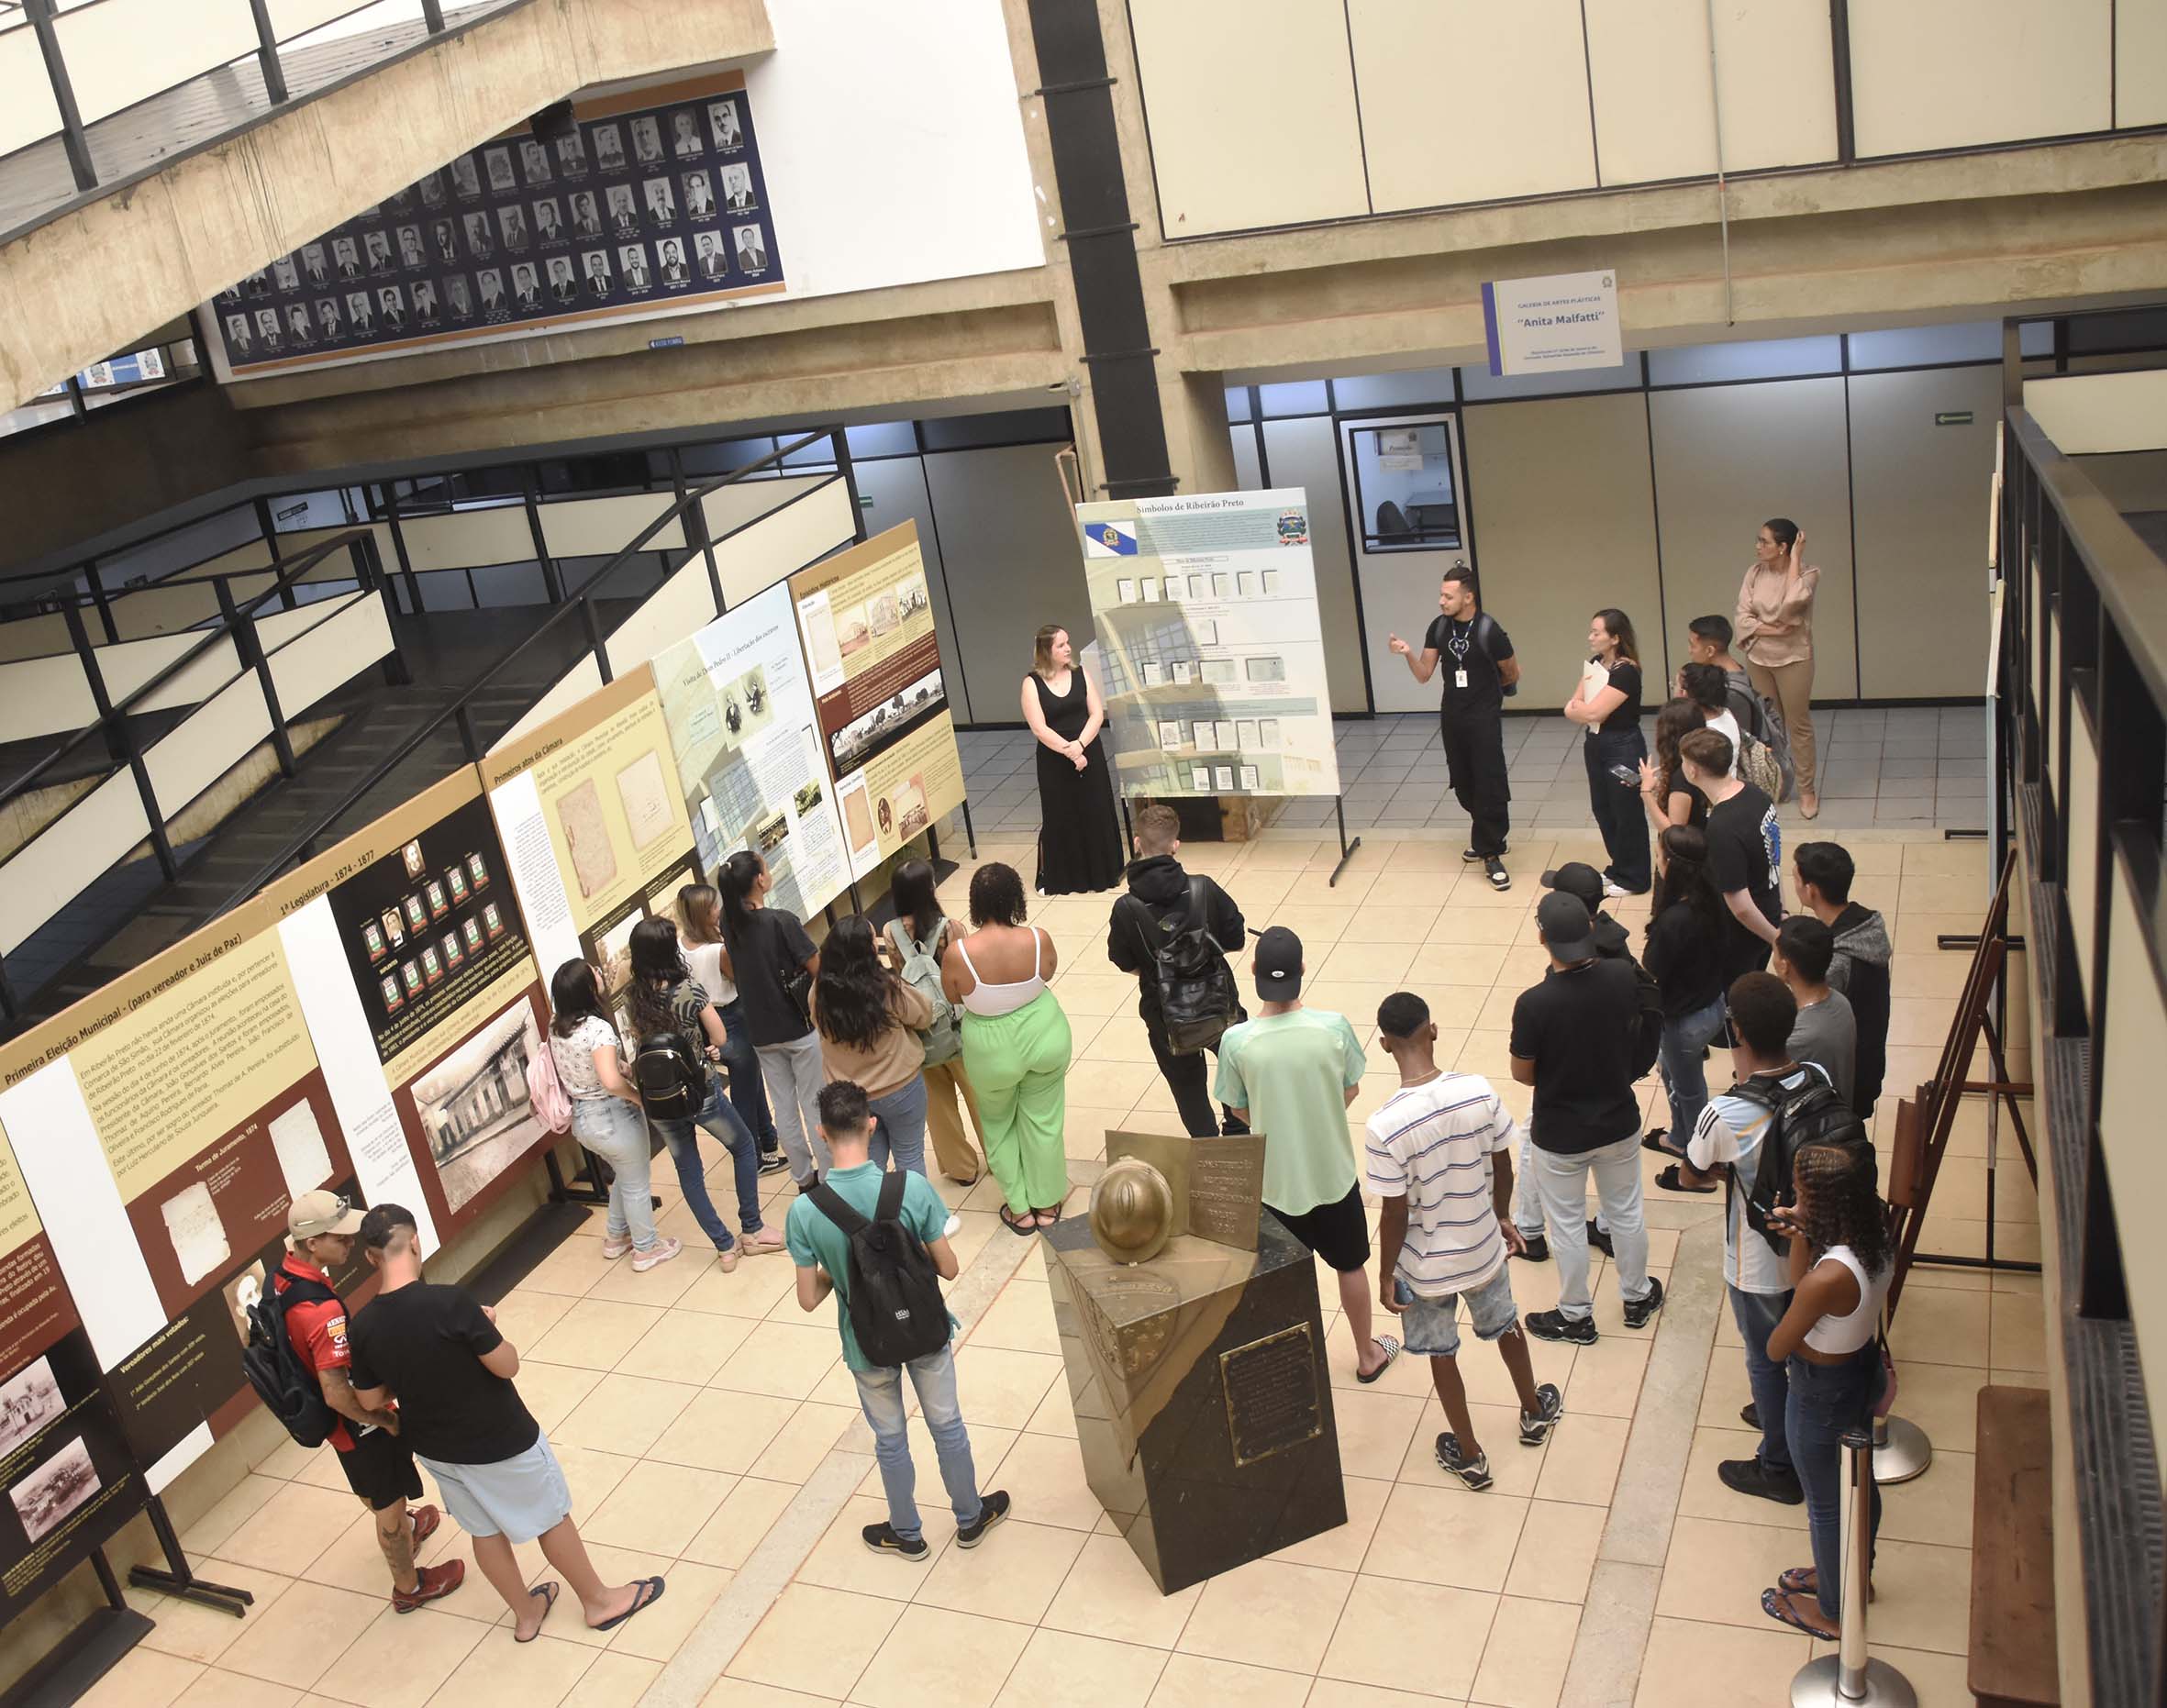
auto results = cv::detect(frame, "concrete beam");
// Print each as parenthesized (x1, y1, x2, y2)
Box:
(0, 0, 773, 412)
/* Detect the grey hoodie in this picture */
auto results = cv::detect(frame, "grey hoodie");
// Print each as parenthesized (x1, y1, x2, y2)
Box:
(1827, 903, 1893, 1114)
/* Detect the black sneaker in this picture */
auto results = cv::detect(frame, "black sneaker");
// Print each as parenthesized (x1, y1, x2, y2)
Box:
(1512, 1233, 1550, 1263)
(1484, 857, 1511, 892)
(862, 1523, 929, 1559)
(1435, 1433, 1494, 1491)
(955, 1490, 1011, 1547)
(1740, 1402, 1761, 1430)
(1518, 1383, 1564, 1445)
(1526, 1309, 1598, 1346)
(1718, 1457, 1805, 1505)
(758, 1148, 790, 1176)
(1622, 1275, 1665, 1330)
(1461, 847, 1486, 862)
(1586, 1218, 1614, 1258)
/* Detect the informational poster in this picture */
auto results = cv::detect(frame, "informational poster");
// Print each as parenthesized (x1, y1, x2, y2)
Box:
(0, 1129, 143, 1620)
(1075, 489, 1343, 800)
(653, 581, 855, 922)
(483, 669, 702, 1004)
(204, 72, 784, 382)
(1481, 268, 1621, 377)
(789, 523, 967, 878)
(260, 770, 552, 1246)
(0, 906, 364, 1486)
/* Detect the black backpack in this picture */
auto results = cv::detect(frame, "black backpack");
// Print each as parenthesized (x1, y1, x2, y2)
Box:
(1627, 959, 1664, 1080)
(632, 1026, 707, 1120)
(1123, 877, 1240, 1055)
(242, 1273, 340, 1447)
(810, 1174, 950, 1368)
(1727, 1068, 1874, 1255)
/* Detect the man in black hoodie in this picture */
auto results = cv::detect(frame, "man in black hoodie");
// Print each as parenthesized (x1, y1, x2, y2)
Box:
(1106, 804, 1249, 1138)
(1793, 841, 1892, 1116)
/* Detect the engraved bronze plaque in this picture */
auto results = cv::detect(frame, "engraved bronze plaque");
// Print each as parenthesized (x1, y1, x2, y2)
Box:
(1185, 1134, 1264, 1250)
(1219, 1321, 1324, 1467)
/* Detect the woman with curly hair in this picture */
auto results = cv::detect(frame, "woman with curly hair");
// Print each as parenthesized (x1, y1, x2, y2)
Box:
(1761, 1139, 1895, 1640)
(1640, 824, 1728, 1154)
(941, 862, 1072, 1234)
(1636, 698, 1709, 852)
(811, 915, 934, 1178)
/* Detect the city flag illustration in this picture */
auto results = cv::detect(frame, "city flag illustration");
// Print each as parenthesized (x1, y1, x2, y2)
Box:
(1084, 520, 1139, 556)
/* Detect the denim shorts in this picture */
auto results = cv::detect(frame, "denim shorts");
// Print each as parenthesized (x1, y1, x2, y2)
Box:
(1394, 1264, 1519, 1359)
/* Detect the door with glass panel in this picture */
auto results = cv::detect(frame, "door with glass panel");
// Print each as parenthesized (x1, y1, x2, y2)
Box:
(1339, 413, 1475, 714)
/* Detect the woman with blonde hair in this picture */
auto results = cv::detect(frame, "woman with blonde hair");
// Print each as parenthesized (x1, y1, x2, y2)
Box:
(1021, 623, 1122, 894)
(1735, 517, 1820, 818)
(677, 880, 786, 1174)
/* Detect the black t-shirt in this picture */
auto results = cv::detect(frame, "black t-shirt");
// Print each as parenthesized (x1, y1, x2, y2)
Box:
(349, 1282, 539, 1465)
(1593, 660, 1643, 734)
(1508, 957, 1643, 1153)
(1642, 900, 1726, 1019)
(1424, 613, 1513, 717)
(1704, 783, 1780, 982)
(728, 907, 817, 1046)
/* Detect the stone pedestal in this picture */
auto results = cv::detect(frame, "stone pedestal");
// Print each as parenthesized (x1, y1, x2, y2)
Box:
(1043, 1210, 1346, 1594)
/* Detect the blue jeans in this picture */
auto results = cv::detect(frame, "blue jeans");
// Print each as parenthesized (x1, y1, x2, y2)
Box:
(716, 998, 780, 1148)
(1786, 1346, 1884, 1620)
(648, 1071, 764, 1250)
(571, 1095, 659, 1253)
(1728, 1283, 1795, 1472)
(1584, 728, 1650, 893)
(1659, 993, 1728, 1139)
(852, 1343, 982, 1542)
(867, 1075, 929, 1179)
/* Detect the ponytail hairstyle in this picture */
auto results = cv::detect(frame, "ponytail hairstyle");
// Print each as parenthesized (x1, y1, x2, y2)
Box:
(717, 850, 763, 954)
(677, 882, 721, 947)
(890, 859, 943, 948)
(549, 958, 608, 1038)
(627, 915, 692, 1038)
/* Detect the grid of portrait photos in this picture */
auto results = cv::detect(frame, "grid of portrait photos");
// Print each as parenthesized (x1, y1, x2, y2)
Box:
(208, 87, 781, 372)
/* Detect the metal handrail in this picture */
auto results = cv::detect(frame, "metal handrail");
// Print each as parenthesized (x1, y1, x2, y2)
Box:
(221, 430, 839, 894)
(0, 527, 375, 815)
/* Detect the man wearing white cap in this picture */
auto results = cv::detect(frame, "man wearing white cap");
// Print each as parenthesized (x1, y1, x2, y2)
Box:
(277, 1190, 464, 1612)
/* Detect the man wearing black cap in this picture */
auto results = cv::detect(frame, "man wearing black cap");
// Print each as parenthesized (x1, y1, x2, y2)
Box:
(1215, 927, 1400, 1381)
(1508, 893, 1663, 1344)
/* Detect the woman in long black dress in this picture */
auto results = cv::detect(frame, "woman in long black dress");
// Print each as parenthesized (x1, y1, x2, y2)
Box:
(1023, 623, 1124, 893)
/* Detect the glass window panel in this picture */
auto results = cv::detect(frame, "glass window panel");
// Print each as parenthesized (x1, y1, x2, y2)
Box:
(1225, 386, 1251, 423)
(1846, 322, 2002, 370)
(1458, 356, 1640, 401)
(845, 422, 919, 459)
(1347, 421, 1460, 551)
(1332, 369, 1457, 411)
(1257, 380, 1330, 417)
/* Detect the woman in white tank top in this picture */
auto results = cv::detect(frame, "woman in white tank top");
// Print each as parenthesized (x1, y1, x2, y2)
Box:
(941, 862, 1072, 1234)
(1761, 1140, 1895, 1641)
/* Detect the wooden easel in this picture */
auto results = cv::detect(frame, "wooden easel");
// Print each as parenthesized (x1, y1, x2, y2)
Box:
(1886, 848, 2039, 1323)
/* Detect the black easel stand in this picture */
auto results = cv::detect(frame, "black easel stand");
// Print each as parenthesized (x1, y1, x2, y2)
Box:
(127, 1498, 252, 1616)
(546, 1147, 657, 1214)
(0, 1550, 154, 1706)
(957, 801, 979, 859)
(1327, 797, 1363, 887)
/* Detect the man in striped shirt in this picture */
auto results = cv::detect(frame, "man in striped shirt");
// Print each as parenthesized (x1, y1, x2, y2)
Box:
(1366, 992, 1563, 1491)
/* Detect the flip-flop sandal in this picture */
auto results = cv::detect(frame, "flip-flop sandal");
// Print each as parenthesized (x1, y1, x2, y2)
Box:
(1655, 1163, 1717, 1195)
(1034, 1203, 1065, 1227)
(514, 1580, 559, 1643)
(1357, 1335, 1403, 1384)
(999, 1206, 1038, 1237)
(1640, 1129, 1680, 1156)
(1779, 1567, 1873, 1603)
(1761, 1587, 1837, 1637)
(591, 1575, 665, 1632)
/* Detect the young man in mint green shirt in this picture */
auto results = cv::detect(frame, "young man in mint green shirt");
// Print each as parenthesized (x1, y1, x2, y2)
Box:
(1214, 926, 1400, 1383)
(787, 1081, 1010, 1559)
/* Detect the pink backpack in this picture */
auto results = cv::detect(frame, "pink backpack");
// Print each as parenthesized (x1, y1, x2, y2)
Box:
(526, 1037, 573, 1135)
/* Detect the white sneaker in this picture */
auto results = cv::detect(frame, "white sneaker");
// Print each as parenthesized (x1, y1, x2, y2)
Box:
(630, 1236, 683, 1272)
(1602, 879, 1632, 898)
(600, 1235, 633, 1260)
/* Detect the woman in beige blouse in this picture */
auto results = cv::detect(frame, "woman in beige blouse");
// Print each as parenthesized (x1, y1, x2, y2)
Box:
(1735, 518, 1819, 819)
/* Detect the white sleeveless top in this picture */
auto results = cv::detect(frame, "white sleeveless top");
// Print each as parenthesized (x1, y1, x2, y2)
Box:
(1803, 1244, 1891, 1355)
(955, 927, 1047, 1017)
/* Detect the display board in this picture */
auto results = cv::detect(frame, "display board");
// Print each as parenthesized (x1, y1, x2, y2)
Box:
(205, 72, 784, 381)
(483, 668, 702, 1005)
(260, 770, 551, 1248)
(1075, 490, 1343, 800)
(0, 905, 365, 1488)
(653, 581, 855, 922)
(788, 523, 967, 878)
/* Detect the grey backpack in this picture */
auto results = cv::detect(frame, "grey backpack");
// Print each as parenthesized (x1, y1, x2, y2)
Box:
(886, 919, 961, 1066)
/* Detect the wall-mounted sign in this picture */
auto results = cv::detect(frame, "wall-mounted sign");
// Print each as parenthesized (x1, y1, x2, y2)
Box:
(1937, 411, 1975, 426)
(1481, 269, 1622, 378)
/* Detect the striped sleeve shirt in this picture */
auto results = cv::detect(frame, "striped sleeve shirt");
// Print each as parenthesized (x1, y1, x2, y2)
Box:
(1363, 1071, 1519, 1297)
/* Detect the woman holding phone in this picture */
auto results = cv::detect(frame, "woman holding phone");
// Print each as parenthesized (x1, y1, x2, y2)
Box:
(1563, 607, 1650, 895)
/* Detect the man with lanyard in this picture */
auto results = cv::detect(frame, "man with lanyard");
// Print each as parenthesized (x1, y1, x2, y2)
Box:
(1389, 565, 1519, 891)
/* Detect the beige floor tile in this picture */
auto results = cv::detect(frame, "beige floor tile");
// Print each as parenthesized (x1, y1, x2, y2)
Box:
(218, 1480, 373, 1576)
(1395, 1403, 1550, 1497)
(1502, 1497, 1606, 1605)
(1468, 1593, 1579, 1708)
(1364, 1485, 1528, 1591)
(1443, 1333, 1574, 1413)
(616, 1307, 758, 1383)
(1878, 1450, 1975, 1549)
(170, 1669, 302, 1708)
(528, 1299, 669, 1372)
(491, 1287, 580, 1351)
(1862, 1538, 1974, 1655)
(984, 1430, 1103, 1532)
(511, 1361, 606, 1434)
(252, 1436, 328, 1483)
(1883, 1361, 1987, 1453)
(1634, 1615, 1810, 1706)
(1677, 1426, 1807, 1531)
(78, 1649, 206, 1708)
(128, 1561, 297, 1664)
(1427, 908, 1535, 947)
(1653, 1516, 1802, 1629)
(520, 1236, 620, 1298)
(561, 1650, 661, 1705)
(990, 1626, 1167, 1708)
(1531, 1410, 1628, 1507)
(1271, 1474, 1390, 1574)
(1989, 1290, 2047, 1371)
(802, 1495, 954, 1600)
(1560, 1332, 1650, 1417)
(968, 1279, 1059, 1355)
(701, 1682, 842, 1708)
(650, 1388, 803, 1473)
(712, 1321, 846, 1399)
(551, 1371, 701, 1456)
(915, 1517, 1086, 1622)
(1306, 1681, 1463, 1708)
(1328, 1387, 1426, 1481)
(1320, 1575, 1495, 1699)
(426, 1625, 595, 1708)
(1888, 1290, 1990, 1370)
(606, 1558, 733, 1662)
(1147, 1654, 1309, 1708)
(580, 1458, 736, 1555)
(950, 1345, 1063, 1430)
(319, 1603, 484, 1706)
(1818, 1640, 1975, 1704)
(681, 1251, 804, 1319)
(728, 1582, 904, 1698)
(1041, 1533, 1202, 1647)
(1021, 1379, 1078, 1439)
(1695, 1343, 1755, 1431)
(851, 1603, 1033, 1708)
(683, 1475, 803, 1569)
(304, 1507, 423, 1599)
(760, 1402, 861, 1481)
(1178, 1557, 1352, 1674)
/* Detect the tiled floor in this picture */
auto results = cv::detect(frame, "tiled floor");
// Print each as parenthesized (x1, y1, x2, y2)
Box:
(96, 785, 2039, 1708)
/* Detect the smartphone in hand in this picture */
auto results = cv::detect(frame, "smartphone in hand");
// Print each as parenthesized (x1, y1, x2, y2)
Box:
(1607, 763, 1639, 787)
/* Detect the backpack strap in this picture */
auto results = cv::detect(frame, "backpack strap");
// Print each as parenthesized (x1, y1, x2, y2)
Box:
(1185, 876, 1224, 952)
(875, 1170, 907, 1224)
(808, 1182, 870, 1237)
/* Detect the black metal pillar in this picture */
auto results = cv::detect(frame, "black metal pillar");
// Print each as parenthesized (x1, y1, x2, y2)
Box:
(217, 580, 295, 778)
(23, 0, 95, 194)
(672, 449, 727, 612)
(245, 0, 288, 103)
(523, 467, 567, 603)
(62, 601, 177, 882)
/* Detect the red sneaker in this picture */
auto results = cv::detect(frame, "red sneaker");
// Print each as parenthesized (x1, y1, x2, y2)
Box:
(408, 1503, 441, 1548)
(393, 1558, 464, 1613)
